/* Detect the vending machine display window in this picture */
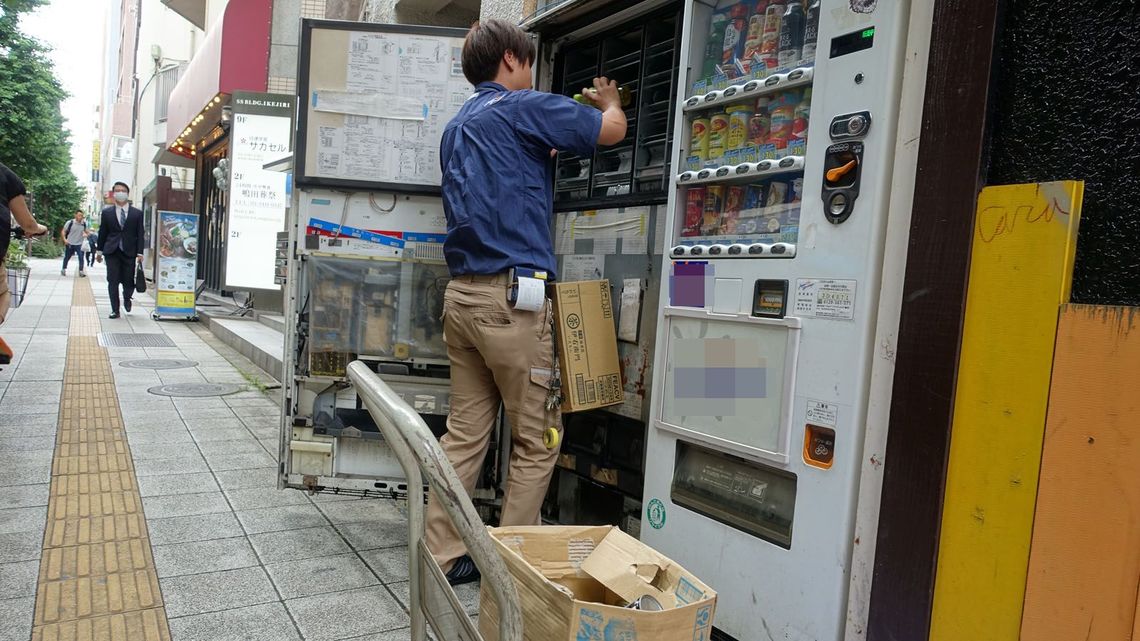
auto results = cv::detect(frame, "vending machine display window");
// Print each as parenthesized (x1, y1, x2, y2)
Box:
(672, 0, 818, 251)
(658, 311, 799, 460)
(552, 5, 683, 209)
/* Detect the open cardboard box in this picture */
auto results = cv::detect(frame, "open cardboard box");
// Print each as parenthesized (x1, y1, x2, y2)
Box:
(479, 525, 716, 641)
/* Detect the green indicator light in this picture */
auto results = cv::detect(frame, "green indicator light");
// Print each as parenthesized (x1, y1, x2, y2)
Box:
(862, 27, 875, 38)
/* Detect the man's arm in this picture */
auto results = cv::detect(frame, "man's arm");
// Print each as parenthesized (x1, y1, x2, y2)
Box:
(97, 210, 108, 253)
(9, 196, 47, 237)
(585, 77, 628, 146)
(60, 223, 68, 244)
(134, 208, 145, 260)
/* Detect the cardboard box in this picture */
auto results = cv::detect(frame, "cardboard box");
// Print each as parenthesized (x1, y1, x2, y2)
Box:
(479, 526, 716, 641)
(551, 281, 624, 413)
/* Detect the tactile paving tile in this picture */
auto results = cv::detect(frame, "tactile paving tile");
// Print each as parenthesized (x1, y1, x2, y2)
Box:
(32, 278, 172, 640)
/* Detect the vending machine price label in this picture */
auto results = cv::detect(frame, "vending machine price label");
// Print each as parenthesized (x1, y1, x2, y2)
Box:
(794, 279, 857, 320)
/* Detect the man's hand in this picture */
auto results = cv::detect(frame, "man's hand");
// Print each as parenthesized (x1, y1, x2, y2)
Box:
(585, 76, 621, 111)
(136, 255, 144, 265)
(30, 224, 48, 238)
(586, 76, 628, 146)
(95, 252, 103, 264)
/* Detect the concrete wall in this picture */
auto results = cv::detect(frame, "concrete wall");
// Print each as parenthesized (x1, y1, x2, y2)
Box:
(133, 0, 202, 195)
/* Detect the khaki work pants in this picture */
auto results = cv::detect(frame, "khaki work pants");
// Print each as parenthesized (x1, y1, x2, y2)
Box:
(425, 274, 562, 571)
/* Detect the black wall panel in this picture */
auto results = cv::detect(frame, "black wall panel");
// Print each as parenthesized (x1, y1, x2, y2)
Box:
(986, 1, 1140, 304)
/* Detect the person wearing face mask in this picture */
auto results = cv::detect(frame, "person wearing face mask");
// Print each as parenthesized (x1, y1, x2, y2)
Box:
(96, 182, 145, 318)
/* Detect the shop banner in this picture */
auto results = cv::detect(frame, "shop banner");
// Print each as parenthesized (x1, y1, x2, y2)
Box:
(226, 91, 294, 291)
(156, 211, 199, 317)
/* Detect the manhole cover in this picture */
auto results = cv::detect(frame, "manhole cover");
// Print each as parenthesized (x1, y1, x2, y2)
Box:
(120, 359, 199, 370)
(147, 383, 243, 397)
(99, 333, 177, 348)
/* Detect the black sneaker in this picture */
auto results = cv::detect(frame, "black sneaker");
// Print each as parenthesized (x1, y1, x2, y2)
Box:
(124, 298, 132, 313)
(445, 555, 480, 586)
(109, 312, 120, 319)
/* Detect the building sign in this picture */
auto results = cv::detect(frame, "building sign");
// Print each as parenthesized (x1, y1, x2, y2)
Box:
(155, 211, 199, 317)
(225, 91, 294, 291)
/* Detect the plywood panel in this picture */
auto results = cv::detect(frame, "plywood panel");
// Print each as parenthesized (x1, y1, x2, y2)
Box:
(1020, 305, 1140, 641)
(929, 181, 1082, 641)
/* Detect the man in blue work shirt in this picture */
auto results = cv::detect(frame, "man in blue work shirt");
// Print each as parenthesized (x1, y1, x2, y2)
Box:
(426, 18, 627, 586)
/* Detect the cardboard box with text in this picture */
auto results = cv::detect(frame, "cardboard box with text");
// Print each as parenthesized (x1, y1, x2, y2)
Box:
(551, 280, 624, 413)
(479, 526, 717, 641)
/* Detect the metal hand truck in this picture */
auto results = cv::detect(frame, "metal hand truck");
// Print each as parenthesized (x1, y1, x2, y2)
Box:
(346, 361, 523, 641)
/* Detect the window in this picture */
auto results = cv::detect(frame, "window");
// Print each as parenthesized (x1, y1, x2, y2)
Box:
(154, 63, 187, 123)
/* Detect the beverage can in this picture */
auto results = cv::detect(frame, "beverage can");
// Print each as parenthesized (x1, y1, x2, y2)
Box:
(626, 594, 664, 611)
(690, 118, 711, 161)
(792, 88, 811, 141)
(749, 97, 771, 145)
(742, 12, 766, 69)
(704, 9, 730, 78)
(789, 177, 803, 203)
(778, 2, 805, 68)
(683, 188, 706, 237)
(759, 3, 785, 70)
(709, 112, 731, 160)
(722, 3, 750, 67)
(726, 106, 754, 151)
(768, 91, 798, 148)
(744, 183, 767, 211)
(803, 0, 821, 61)
(702, 186, 725, 236)
(722, 186, 747, 235)
(766, 180, 788, 207)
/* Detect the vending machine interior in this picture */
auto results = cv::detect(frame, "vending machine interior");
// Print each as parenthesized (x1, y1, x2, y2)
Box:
(280, 21, 488, 499)
(522, 0, 683, 536)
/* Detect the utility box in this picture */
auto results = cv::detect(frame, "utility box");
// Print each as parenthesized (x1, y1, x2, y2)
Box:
(478, 525, 716, 641)
(552, 281, 624, 413)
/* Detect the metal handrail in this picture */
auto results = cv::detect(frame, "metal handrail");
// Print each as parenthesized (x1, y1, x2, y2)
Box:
(346, 361, 523, 641)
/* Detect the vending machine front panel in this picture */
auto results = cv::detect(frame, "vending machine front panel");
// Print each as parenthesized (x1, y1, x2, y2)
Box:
(641, 1, 926, 639)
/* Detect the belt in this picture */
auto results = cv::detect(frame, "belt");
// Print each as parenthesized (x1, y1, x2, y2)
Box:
(452, 273, 512, 286)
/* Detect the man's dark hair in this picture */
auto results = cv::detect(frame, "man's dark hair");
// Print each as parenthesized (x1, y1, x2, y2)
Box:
(461, 19, 536, 85)
(112, 181, 130, 193)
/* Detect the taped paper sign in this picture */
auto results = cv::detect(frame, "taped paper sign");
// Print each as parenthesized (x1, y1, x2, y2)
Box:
(618, 279, 642, 343)
(562, 254, 605, 282)
(313, 90, 425, 120)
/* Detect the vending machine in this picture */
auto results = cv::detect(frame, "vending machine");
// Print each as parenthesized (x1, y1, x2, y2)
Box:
(638, 1, 928, 639)
(280, 20, 477, 497)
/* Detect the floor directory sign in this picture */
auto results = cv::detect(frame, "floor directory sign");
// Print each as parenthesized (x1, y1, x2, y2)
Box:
(155, 211, 199, 317)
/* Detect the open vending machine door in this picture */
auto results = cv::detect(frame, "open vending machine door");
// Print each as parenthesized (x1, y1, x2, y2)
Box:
(280, 19, 472, 497)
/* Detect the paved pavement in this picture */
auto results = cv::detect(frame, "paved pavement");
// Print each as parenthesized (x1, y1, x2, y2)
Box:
(0, 258, 478, 641)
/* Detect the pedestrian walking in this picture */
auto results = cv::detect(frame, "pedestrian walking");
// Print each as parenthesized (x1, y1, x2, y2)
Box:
(86, 232, 97, 267)
(95, 182, 145, 319)
(423, 18, 627, 586)
(81, 233, 94, 267)
(60, 210, 88, 277)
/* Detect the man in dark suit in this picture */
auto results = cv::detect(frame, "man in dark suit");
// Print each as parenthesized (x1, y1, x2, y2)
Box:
(96, 181, 145, 319)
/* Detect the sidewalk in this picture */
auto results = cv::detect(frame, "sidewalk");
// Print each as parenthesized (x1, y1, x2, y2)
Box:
(0, 258, 478, 641)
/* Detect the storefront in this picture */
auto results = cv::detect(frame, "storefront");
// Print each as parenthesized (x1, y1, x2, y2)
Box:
(163, 0, 276, 303)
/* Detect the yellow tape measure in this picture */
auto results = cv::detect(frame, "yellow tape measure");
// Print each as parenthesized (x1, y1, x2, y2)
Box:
(543, 427, 561, 449)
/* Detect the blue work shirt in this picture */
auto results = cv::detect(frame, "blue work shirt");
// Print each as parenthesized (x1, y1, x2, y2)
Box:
(440, 82, 603, 279)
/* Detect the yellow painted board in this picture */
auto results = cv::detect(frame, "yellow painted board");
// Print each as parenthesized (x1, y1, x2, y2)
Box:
(1021, 305, 1140, 641)
(929, 181, 1082, 641)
